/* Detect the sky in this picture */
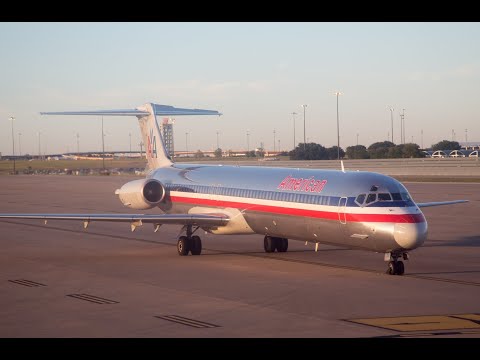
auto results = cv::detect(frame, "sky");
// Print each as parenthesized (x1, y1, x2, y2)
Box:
(0, 22, 479, 156)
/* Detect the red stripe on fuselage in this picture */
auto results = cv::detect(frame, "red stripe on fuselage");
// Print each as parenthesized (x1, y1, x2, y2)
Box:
(170, 195, 426, 223)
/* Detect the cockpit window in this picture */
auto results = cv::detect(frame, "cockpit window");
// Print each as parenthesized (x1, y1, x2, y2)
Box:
(378, 193, 392, 201)
(358, 182, 414, 207)
(355, 194, 366, 205)
(391, 192, 412, 202)
(391, 193, 402, 201)
(366, 193, 377, 204)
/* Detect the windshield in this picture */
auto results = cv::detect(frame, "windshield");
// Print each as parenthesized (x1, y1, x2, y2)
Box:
(355, 182, 414, 206)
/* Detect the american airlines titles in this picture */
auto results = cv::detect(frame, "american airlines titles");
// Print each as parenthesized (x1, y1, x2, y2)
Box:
(277, 176, 327, 193)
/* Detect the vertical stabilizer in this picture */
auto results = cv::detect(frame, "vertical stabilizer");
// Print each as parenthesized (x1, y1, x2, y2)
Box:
(136, 103, 173, 169)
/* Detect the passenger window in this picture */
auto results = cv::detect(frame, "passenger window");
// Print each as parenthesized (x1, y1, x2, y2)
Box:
(378, 193, 392, 201)
(356, 194, 366, 205)
(366, 193, 377, 204)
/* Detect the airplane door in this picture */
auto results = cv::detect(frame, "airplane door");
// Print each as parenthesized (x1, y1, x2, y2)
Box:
(338, 197, 347, 225)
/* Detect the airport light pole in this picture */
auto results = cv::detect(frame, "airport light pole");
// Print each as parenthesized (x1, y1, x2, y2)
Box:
(389, 107, 394, 143)
(334, 92, 342, 160)
(37, 131, 41, 159)
(400, 111, 403, 143)
(465, 129, 468, 144)
(292, 112, 297, 149)
(216, 130, 220, 150)
(76, 132, 80, 154)
(129, 133, 132, 153)
(421, 129, 423, 149)
(301, 105, 307, 150)
(101, 116, 105, 170)
(273, 129, 276, 152)
(246, 130, 250, 152)
(356, 133, 359, 146)
(185, 132, 189, 153)
(9, 117, 15, 174)
(18, 132, 22, 157)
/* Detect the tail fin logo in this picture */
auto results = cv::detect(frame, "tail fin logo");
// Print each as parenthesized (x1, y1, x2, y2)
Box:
(147, 128, 158, 158)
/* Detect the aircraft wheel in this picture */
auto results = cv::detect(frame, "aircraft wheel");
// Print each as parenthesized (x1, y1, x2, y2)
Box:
(190, 235, 202, 255)
(386, 261, 395, 275)
(395, 261, 405, 275)
(276, 238, 288, 252)
(177, 236, 190, 256)
(264, 236, 275, 253)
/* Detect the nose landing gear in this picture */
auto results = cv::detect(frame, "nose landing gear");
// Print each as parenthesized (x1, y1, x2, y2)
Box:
(385, 252, 408, 275)
(387, 260, 405, 275)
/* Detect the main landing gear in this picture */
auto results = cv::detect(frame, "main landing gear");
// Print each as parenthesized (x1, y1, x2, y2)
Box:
(264, 235, 288, 253)
(385, 252, 408, 275)
(177, 225, 202, 256)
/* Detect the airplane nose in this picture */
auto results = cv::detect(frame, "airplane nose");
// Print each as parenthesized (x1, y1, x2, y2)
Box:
(394, 222, 428, 250)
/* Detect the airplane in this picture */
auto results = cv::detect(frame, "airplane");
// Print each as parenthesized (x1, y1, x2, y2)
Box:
(0, 102, 468, 276)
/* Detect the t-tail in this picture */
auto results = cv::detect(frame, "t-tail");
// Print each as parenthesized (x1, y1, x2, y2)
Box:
(40, 103, 221, 169)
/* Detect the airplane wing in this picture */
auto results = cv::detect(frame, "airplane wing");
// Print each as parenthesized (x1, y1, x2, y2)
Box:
(416, 200, 469, 208)
(0, 213, 229, 231)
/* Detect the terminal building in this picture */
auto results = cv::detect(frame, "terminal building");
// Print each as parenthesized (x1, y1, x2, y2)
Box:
(422, 142, 479, 158)
(424, 149, 479, 158)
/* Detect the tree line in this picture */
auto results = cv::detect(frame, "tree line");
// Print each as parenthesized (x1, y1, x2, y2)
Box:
(289, 140, 462, 160)
(190, 140, 462, 160)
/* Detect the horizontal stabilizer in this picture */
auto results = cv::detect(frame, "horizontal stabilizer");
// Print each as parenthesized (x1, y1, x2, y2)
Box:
(40, 109, 150, 116)
(417, 200, 468, 208)
(39, 102, 222, 169)
(152, 104, 221, 116)
(41, 104, 221, 117)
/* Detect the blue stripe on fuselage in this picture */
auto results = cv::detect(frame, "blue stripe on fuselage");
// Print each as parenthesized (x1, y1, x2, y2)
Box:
(166, 183, 414, 208)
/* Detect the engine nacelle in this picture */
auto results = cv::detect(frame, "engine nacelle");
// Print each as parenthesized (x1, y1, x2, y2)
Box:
(115, 179, 166, 210)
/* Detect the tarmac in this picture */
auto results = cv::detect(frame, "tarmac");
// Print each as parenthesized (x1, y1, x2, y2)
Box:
(0, 173, 479, 337)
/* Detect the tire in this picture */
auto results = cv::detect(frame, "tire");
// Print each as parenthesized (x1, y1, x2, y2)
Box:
(386, 261, 395, 275)
(264, 236, 275, 253)
(395, 261, 405, 275)
(177, 236, 189, 256)
(190, 235, 202, 255)
(276, 238, 288, 253)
